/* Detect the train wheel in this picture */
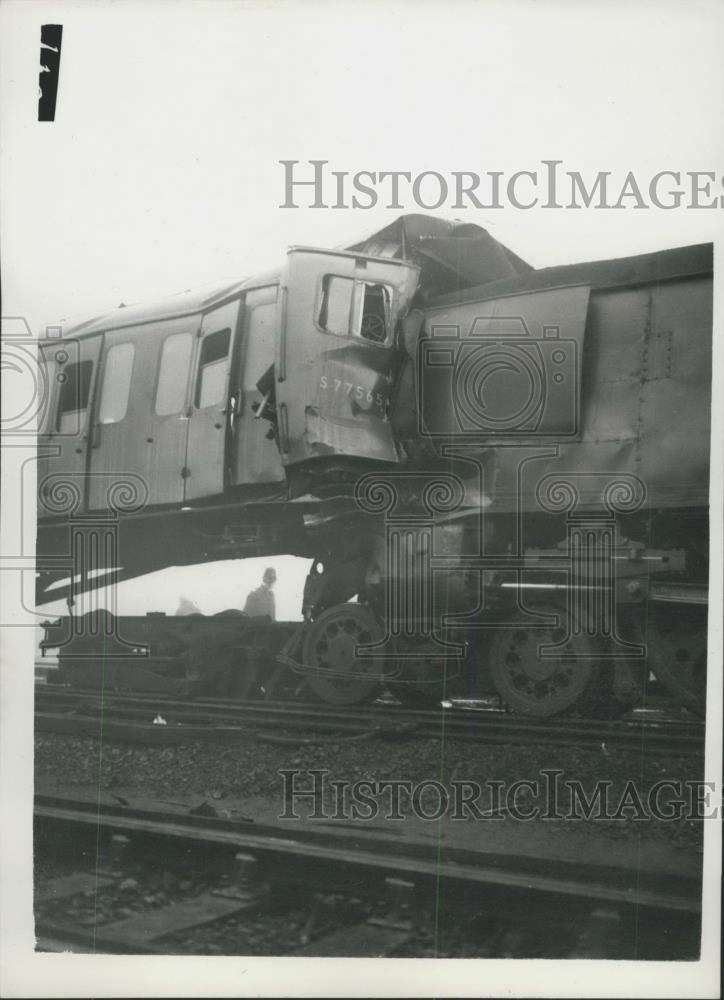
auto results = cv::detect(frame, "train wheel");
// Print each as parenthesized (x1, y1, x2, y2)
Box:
(647, 606, 707, 716)
(489, 602, 599, 717)
(302, 603, 384, 706)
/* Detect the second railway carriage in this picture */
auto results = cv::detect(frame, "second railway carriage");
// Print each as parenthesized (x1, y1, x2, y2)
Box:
(38, 271, 286, 511)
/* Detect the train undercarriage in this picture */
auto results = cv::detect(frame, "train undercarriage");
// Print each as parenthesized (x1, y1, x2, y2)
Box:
(41, 505, 708, 719)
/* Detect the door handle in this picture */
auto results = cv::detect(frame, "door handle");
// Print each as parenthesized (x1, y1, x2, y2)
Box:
(225, 394, 241, 430)
(225, 394, 242, 415)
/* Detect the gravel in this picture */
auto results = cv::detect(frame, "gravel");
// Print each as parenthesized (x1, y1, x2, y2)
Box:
(35, 728, 703, 959)
(35, 729, 705, 852)
(37, 866, 213, 930)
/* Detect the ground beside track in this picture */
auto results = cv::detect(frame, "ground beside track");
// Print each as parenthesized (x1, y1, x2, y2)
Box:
(35, 731, 705, 857)
(34, 731, 705, 958)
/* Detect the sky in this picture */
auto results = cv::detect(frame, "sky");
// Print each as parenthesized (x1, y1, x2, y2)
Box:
(2, 0, 723, 334)
(38, 555, 311, 621)
(2, 0, 723, 621)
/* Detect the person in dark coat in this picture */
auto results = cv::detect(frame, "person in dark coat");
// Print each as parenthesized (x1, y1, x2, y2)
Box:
(243, 567, 277, 620)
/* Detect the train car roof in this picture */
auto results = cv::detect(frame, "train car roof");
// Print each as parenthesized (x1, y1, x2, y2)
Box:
(48, 268, 280, 340)
(344, 213, 532, 293)
(425, 242, 713, 310)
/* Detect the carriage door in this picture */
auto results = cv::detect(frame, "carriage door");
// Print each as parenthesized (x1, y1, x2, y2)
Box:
(184, 299, 240, 500)
(37, 335, 101, 515)
(88, 320, 196, 509)
(275, 249, 419, 468)
(230, 285, 285, 486)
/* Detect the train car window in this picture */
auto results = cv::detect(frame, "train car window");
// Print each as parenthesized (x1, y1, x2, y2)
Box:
(99, 342, 135, 424)
(56, 359, 93, 433)
(318, 276, 391, 343)
(155, 332, 193, 416)
(319, 275, 354, 337)
(195, 328, 231, 408)
(359, 283, 390, 343)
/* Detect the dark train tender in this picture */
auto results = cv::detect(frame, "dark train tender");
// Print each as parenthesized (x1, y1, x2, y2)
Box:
(37, 215, 711, 715)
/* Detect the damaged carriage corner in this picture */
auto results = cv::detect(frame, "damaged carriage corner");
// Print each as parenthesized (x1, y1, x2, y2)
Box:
(39, 25, 63, 122)
(35, 215, 712, 716)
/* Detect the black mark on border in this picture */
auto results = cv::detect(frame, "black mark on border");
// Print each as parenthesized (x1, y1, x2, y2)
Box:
(39, 24, 63, 122)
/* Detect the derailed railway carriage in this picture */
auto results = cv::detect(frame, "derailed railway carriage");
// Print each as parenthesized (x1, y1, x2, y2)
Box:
(37, 215, 711, 716)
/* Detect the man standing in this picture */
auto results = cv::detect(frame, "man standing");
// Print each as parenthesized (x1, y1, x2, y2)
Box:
(243, 567, 277, 620)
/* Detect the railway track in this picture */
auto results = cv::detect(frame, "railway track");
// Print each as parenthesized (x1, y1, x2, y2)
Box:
(34, 683, 705, 754)
(34, 789, 702, 957)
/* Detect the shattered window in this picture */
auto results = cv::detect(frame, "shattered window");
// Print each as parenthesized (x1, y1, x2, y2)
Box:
(358, 283, 390, 343)
(319, 276, 391, 343)
(319, 276, 355, 337)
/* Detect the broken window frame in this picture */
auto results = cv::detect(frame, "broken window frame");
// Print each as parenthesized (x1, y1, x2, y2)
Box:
(317, 275, 393, 345)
